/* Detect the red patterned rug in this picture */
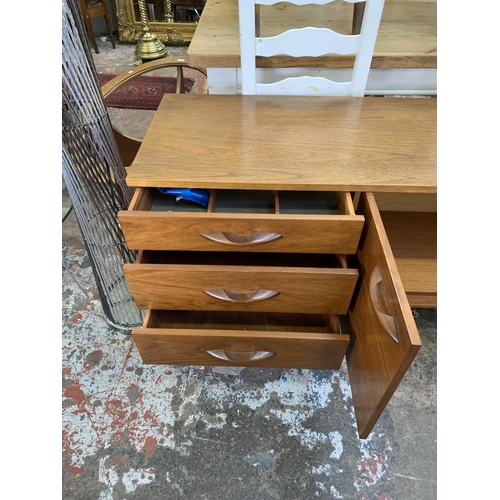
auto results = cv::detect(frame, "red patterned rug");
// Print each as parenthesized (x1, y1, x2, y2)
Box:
(97, 73, 194, 110)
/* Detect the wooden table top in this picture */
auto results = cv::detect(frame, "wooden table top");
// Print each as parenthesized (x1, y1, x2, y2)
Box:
(187, 0, 437, 69)
(126, 94, 436, 193)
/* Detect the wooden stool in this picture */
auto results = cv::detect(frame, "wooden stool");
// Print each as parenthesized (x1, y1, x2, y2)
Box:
(78, 0, 116, 54)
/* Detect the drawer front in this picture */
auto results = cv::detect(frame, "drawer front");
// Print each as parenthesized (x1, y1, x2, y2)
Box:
(118, 188, 364, 254)
(132, 310, 349, 369)
(119, 212, 363, 254)
(124, 261, 358, 314)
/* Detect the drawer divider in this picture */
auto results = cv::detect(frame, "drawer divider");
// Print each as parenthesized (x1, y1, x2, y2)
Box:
(207, 189, 217, 213)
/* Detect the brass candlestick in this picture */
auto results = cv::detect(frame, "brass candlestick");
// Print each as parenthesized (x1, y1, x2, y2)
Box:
(135, 0, 168, 65)
(164, 0, 174, 23)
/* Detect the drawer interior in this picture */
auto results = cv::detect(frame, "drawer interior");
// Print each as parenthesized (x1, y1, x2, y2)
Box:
(150, 190, 208, 212)
(278, 191, 340, 215)
(144, 310, 342, 334)
(214, 190, 276, 213)
(136, 188, 356, 216)
(214, 190, 340, 215)
(137, 250, 348, 269)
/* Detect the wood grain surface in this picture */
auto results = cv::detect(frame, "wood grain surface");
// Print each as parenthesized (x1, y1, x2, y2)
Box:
(380, 210, 437, 307)
(126, 95, 436, 193)
(124, 251, 359, 314)
(132, 310, 349, 369)
(347, 193, 422, 438)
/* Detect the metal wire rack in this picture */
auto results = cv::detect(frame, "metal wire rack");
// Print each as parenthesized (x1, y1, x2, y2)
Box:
(62, 0, 145, 330)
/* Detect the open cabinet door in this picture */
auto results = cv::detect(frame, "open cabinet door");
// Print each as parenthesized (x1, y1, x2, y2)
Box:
(347, 193, 422, 439)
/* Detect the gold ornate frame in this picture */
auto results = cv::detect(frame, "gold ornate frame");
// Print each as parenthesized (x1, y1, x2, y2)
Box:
(114, 0, 197, 45)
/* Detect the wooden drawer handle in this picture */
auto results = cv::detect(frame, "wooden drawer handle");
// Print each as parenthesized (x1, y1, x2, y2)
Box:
(201, 231, 282, 246)
(204, 288, 279, 303)
(207, 349, 275, 363)
(370, 265, 399, 344)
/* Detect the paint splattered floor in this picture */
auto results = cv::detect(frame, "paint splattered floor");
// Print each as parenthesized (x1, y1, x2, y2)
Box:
(62, 38, 437, 499)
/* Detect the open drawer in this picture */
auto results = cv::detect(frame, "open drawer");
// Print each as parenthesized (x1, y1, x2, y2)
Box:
(132, 310, 349, 369)
(118, 188, 364, 254)
(124, 251, 358, 314)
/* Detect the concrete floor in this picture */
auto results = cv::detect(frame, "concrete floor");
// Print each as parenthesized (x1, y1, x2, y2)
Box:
(62, 36, 437, 499)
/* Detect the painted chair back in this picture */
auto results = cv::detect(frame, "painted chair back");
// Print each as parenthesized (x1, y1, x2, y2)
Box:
(238, 0, 385, 96)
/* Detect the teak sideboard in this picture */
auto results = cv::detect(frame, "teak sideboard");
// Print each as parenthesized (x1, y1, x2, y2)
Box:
(118, 94, 437, 438)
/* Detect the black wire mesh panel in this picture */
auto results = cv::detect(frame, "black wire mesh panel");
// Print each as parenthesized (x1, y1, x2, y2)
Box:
(62, 0, 144, 330)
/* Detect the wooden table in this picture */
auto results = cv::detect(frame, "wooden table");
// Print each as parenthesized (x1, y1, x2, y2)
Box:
(186, 0, 437, 95)
(120, 94, 436, 438)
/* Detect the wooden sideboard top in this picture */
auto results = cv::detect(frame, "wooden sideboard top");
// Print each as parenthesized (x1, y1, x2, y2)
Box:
(126, 95, 436, 193)
(187, 0, 437, 69)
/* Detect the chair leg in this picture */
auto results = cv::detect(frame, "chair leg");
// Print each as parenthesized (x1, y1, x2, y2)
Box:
(83, 15, 99, 54)
(104, 14, 116, 49)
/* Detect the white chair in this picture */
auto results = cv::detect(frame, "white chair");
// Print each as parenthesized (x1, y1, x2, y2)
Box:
(238, 0, 385, 96)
